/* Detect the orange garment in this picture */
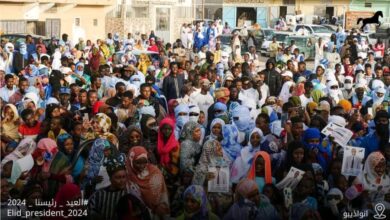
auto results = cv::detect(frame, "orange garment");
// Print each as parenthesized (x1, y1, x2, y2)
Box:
(247, 151, 272, 184)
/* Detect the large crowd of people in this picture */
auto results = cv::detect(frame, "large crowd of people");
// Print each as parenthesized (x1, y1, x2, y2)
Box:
(0, 20, 389, 220)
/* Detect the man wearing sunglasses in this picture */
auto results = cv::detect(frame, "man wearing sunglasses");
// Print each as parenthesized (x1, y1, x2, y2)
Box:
(327, 80, 343, 106)
(361, 86, 387, 116)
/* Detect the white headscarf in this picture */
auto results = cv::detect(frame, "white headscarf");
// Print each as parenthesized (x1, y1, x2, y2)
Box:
(327, 80, 341, 103)
(188, 104, 200, 122)
(357, 152, 390, 195)
(372, 87, 386, 105)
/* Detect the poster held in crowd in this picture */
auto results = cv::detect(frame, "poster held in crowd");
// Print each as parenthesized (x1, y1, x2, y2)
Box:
(15, 154, 34, 172)
(95, 166, 111, 190)
(208, 165, 229, 193)
(342, 146, 365, 177)
(321, 122, 353, 147)
(276, 167, 305, 190)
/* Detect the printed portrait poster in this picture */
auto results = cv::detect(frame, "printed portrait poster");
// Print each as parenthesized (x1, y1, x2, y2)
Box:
(276, 167, 305, 190)
(208, 165, 230, 193)
(342, 146, 365, 177)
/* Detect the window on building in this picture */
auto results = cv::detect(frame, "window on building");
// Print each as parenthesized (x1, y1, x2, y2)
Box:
(75, 18, 80, 26)
(176, 7, 193, 18)
(134, 7, 148, 18)
(364, 2, 372, 8)
(283, 0, 295, 5)
(126, 5, 132, 18)
(156, 8, 170, 31)
(93, 19, 98, 26)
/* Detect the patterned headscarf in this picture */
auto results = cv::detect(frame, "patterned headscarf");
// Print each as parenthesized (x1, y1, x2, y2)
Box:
(180, 121, 200, 141)
(126, 146, 169, 214)
(128, 146, 149, 169)
(95, 113, 112, 133)
(105, 154, 126, 177)
(183, 185, 208, 216)
(192, 140, 230, 185)
(86, 139, 112, 180)
(289, 96, 302, 107)
(221, 124, 242, 161)
(362, 151, 386, 185)
(56, 133, 74, 158)
(209, 118, 225, 140)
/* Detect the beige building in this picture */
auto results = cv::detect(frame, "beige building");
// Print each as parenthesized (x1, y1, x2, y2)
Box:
(106, 0, 195, 43)
(0, 0, 115, 42)
(222, 0, 350, 28)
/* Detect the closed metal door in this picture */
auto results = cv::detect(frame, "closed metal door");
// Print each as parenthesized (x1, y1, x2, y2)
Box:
(256, 7, 268, 28)
(223, 6, 236, 28)
(155, 7, 171, 43)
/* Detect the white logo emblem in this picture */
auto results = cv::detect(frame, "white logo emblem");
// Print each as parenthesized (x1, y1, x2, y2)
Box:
(374, 203, 386, 219)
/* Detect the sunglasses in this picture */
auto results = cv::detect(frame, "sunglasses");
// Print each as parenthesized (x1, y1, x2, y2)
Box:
(330, 86, 339, 89)
(189, 112, 199, 116)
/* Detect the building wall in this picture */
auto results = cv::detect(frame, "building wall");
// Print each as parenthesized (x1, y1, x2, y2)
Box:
(349, 0, 390, 20)
(0, 2, 113, 42)
(222, 0, 350, 28)
(41, 6, 110, 42)
(106, 3, 194, 43)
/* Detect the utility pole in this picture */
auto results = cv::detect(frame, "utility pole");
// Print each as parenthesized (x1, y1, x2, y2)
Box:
(202, 0, 205, 19)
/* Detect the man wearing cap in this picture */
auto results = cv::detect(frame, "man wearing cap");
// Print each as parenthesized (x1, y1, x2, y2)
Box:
(239, 76, 260, 108)
(59, 87, 71, 110)
(316, 100, 331, 122)
(189, 78, 214, 122)
(281, 70, 293, 84)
